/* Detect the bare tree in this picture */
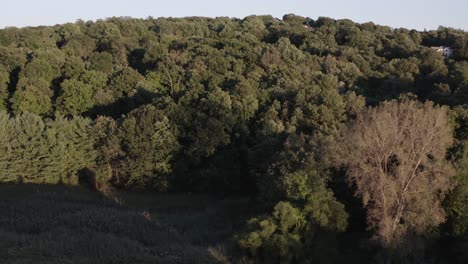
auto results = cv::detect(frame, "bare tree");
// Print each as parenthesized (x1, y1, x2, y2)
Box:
(340, 100, 454, 246)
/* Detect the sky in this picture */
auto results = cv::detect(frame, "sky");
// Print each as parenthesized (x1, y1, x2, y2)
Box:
(1, 0, 467, 30)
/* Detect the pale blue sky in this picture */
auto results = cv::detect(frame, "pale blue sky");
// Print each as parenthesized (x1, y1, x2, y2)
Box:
(1, 0, 467, 30)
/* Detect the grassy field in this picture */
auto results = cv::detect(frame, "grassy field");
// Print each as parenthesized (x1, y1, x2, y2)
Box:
(0, 184, 253, 264)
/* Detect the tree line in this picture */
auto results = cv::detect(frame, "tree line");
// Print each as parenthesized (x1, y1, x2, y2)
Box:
(0, 14, 466, 263)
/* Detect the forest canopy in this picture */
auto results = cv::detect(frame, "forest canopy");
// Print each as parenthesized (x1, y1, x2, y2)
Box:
(0, 14, 466, 263)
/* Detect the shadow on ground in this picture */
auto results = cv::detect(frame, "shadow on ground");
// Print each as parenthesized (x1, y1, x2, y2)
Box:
(0, 183, 252, 264)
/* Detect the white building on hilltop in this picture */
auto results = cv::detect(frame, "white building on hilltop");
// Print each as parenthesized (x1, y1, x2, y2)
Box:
(430, 46, 453, 57)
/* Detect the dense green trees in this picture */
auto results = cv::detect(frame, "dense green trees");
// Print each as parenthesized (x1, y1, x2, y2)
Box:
(446, 107, 468, 240)
(10, 78, 53, 116)
(0, 112, 95, 183)
(0, 15, 467, 263)
(56, 78, 94, 115)
(117, 105, 179, 190)
(0, 66, 9, 110)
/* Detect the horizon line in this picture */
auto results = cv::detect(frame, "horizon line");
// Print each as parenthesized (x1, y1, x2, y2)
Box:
(1, 14, 466, 32)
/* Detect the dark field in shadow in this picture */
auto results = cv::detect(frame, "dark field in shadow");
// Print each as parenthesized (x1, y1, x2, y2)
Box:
(0, 184, 253, 264)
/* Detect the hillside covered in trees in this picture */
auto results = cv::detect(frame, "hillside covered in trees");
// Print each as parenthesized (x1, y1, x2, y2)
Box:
(0, 14, 467, 263)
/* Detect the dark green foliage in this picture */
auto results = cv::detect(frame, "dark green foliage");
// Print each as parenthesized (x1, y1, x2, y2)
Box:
(0, 66, 9, 110)
(0, 46, 27, 72)
(88, 52, 114, 73)
(92, 116, 122, 186)
(43, 115, 96, 183)
(108, 67, 144, 97)
(0, 111, 95, 184)
(0, 111, 47, 182)
(238, 202, 306, 263)
(61, 56, 86, 79)
(56, 78, 94, 115)
(242, 133, 348, 263)
(176, 86, 236, 162)
(446, 171, 468, 238)
(445, 107, 468, 239)
(10, 78, 53, 116)
(239, 200, 347, 264)
(22, 58, 55, 82)
(117, 105, 179, 190)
